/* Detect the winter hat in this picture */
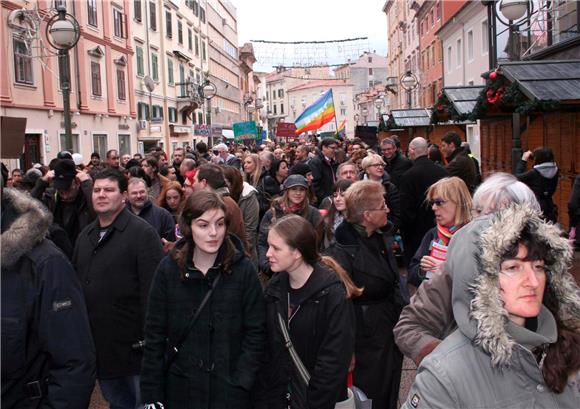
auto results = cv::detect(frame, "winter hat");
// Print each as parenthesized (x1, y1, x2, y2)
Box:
(283, 174, 308, 190)
(289, 162, 312, 177)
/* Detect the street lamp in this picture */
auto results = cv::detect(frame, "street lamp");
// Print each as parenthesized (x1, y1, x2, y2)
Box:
(354, 113, 360, 125)
(46, 6, 80, 145)
(361, 107, 369, 125)
(374, 97, 384, 119)
(400, 71, 419, 109)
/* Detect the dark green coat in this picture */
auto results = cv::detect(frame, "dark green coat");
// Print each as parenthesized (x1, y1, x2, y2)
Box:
(140, 236, 266, 408)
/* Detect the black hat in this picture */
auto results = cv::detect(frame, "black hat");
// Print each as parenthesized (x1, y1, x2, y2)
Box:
(53, 159, 76, 191)
(289, 162, 312, 177)
(57, 151, 73, 160)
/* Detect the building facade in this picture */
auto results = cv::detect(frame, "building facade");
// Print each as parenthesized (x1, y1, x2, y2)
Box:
(1, 0, 135, 168)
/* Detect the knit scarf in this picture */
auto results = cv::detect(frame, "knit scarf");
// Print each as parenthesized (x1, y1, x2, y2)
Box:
(434, 223, 464, 246)
(280, 202, 303, 215)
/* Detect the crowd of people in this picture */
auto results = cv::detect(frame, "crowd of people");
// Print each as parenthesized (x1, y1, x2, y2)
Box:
(1, 133, 579, 409)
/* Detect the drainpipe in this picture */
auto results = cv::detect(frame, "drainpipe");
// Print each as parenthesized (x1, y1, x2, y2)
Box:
(71, 1, 82, 111)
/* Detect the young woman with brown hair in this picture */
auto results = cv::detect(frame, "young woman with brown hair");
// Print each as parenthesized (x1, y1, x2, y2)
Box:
(255, 214, 360, 409)
(140, 190, 265, 409)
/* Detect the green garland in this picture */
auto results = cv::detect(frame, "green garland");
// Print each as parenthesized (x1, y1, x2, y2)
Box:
(471, 70, 560, 119)
(431, 93, 472, 124)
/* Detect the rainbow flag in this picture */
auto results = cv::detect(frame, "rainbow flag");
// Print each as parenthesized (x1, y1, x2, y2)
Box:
(336, 119, 346, 137)
(294, 89, 336, 135)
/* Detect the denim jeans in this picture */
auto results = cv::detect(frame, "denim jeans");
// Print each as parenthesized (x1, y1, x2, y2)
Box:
(99, 375, 143, 409)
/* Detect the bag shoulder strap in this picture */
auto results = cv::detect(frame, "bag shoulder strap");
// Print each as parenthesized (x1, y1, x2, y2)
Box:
(165, 273, 221, 369)
(276, 310, 311, 385)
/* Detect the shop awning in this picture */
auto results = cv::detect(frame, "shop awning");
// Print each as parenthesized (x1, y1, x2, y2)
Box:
(388, 108, 431, 127)
(443, 86, 485, 115)
(500, 60, 580, 102)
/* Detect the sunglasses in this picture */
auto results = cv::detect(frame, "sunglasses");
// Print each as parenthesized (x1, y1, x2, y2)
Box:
(429, 199, 448, 207)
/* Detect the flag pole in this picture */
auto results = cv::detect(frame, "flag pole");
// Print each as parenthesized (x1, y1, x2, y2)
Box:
(330, 88, 340, 138)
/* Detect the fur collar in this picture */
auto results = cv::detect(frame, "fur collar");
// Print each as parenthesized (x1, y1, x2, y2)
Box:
(465, 204, 580, 367)
(1, 188, 52, 268)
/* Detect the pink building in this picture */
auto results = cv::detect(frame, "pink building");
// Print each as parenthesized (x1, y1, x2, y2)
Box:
(1, 0, 135, 169)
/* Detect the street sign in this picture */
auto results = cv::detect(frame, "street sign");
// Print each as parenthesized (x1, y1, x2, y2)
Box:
(276, 122, 297, 137)
(233, 121, 259, 141)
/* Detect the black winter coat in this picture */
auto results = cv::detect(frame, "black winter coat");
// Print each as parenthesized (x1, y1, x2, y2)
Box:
(407, 227, 438, 287)
(1, 188, 95, 408)
(309, 153, 338, 205)
(445, 148, 476, 192)
(140, 236, 266, 408)
(73, 208, 164, 379)
(126, 200, 176, 241)
(399, 156, 449, 265)
(255, 264, 355, 409)
(515, 160, 560, 222)
(326, 221, 404, 409)
(383, 152, 412, 188)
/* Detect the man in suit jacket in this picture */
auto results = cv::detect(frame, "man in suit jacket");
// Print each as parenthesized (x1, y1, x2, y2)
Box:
(399, 137, 449, 266)
(73, 168, 164, 409)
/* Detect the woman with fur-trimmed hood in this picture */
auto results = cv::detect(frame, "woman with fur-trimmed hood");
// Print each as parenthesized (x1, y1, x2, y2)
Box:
(402, 204, 580, 409)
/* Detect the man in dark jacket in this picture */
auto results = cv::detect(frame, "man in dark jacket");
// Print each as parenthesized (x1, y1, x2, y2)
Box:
(309, 137, 339, 205)
(126, 177, 176, 242)
(1, 185, 95, 408)
(441, 132, 476, 192)
(73, 168, 164, 409)
(381, 137, 412, 188)
(399, 137, 449, 266)
(31, 158, 96, 246)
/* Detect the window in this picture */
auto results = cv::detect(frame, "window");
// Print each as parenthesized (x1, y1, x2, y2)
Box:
(456, 38, 462, 67)
(150, 1, 157, 31)
(202, 41, 206, 60)
(436, 1, 442, 20)
(368, 56, 372, 63)
(281, 104, 284, 114)
(117, 69, 126, 100)
(431, 9, 435, 27)
(340, 108, 346, 116)
(447, 46, 452, 72)
(60, 133, 79, 153)
(151, 53, 158, 81)
(177, 20, 183, 44)
(93, 134, 108, 159)
(482, 20, 489, 53)
(195, 35, 199, 56)
(168, 107, 177, 123)
(134, 0, 142, 22)
(152, 105, 163, 120)
(179, 64, 185, 96)
(136, 46, 144, 76)
(165, 11, 172, 38)
(369, 67, 373, 75)
(91, 62, 102, 96)
(272, 90, 276, 100)
(167, 58, 174, 84)
(193, 0, 199, 16)
(118, 134, 130, 155)
(113, 8, 124, 38)
(467, 30, 474, 60)
(273, 105, 277, 114)
(188, 28, 192, 50)
(137, 102, 150, 120)
(224, 39, 237, 59)
(13, 37, 33, 85)
(87, 0, 98, 27)
(200, 7, 205, 23)
(278, 89, 284, 98)
(197, 112, 203, 124)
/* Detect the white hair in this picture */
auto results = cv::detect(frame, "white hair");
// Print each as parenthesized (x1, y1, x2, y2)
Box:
(472, 172, 540, 216)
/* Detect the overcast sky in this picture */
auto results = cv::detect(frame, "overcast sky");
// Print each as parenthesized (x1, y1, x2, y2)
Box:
(232, 0, 389, 72)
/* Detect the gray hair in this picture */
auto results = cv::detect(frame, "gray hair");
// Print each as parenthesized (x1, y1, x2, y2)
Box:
(472, 172, 540, 216)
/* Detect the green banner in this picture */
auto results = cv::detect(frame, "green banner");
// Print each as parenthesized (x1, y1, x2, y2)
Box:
(233, 121, 259, 141)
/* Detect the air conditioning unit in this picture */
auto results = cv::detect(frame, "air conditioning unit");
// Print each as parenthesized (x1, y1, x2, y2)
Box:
(138, 120, 148, 130)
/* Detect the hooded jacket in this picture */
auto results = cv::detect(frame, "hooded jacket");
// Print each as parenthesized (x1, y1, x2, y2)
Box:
(255, 263, 355, 409)
(402, 204, 580, 409)
(1, 188, 95, 408)
(515, 160, 560, 222)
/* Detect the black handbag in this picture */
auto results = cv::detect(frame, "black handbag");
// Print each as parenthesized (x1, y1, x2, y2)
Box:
(164, 273, 221, 370)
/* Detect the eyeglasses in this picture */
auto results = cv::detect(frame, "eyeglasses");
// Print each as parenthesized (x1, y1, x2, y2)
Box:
(429, 199, 448, 207)
(367, 202, 388, 212)
(369, 163, 384, 168)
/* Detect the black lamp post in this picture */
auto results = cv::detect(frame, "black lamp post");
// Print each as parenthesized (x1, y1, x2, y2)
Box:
(46, 6, 80, 145)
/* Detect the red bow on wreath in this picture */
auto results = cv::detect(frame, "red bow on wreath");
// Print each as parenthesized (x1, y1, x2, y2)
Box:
(486, 86, 504, 104)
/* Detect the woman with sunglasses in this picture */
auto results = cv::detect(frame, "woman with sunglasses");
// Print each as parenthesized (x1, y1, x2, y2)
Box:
(407, 177, 472, 288)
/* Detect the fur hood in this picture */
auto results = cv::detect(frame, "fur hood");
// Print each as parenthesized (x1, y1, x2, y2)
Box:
(1, 188, 52, 268)
(449, 203, 580, 368)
